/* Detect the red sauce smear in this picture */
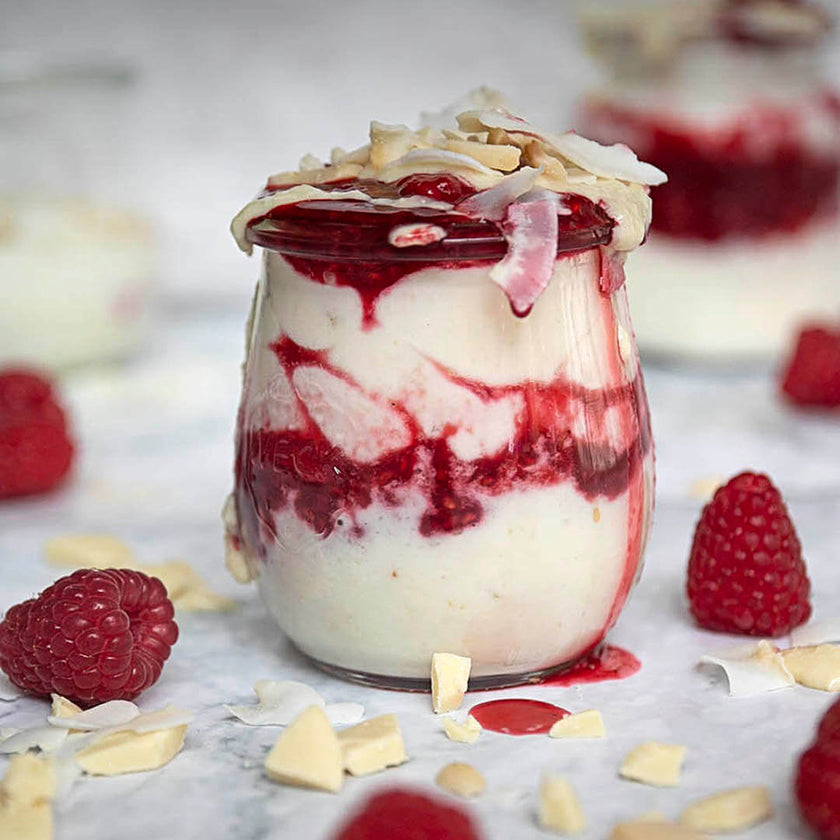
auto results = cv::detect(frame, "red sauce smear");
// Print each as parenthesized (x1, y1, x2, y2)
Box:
(540, 644, 641, 687)
(469, 699, 570, 735)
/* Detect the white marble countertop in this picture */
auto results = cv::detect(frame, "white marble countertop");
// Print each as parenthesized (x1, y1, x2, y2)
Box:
(2, 308, 839, 840)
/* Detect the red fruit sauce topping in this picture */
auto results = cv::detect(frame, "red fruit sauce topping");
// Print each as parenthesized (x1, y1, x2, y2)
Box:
(469, 699, 570, 735)
(0, 368, 75, 499)
(540, 644, 641, 687)
(581, 100, 840, 242)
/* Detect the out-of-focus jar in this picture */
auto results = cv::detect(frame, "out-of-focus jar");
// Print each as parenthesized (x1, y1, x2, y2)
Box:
(224, 113, 659, 688)
(578, 0, 840, 364)
(0, 54, 155, 370)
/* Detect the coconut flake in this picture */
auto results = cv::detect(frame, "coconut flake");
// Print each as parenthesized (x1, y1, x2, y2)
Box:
(388, 223, 447, 248)
(231, 185, 371, 254)
(699, 641, 795, 697)
(0, 725, 68, 755)
(48, 700, 140, 731)
(489, 192, 559, 317)
(0, 676, 21, 701)
(456, 166, 543, 221)
(791, 618, 840, 648)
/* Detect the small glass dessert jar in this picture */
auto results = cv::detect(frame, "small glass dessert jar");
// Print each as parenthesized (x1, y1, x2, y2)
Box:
(224, 112, 661, 688)
(578, 0, 840, 363)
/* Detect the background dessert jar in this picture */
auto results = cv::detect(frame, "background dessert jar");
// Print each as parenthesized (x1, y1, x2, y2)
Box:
(224, 112, 664, 688)
(578, 0, 840, 364)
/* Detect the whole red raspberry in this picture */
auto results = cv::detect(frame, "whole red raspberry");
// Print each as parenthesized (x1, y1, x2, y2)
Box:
(686, 471, 811, 636)
(796, 698, 840, 840)
(0, 368, 75, 498)
(0, 568, 178, 706)
(780, 325, 840, 408)
(333, 788, 483, 840)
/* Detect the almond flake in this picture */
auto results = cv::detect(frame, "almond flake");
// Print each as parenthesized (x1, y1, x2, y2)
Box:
(376, 149, 503, 190)
(265, 162, 363, 189)
(539, 775, 586, 835)
(369, 122, 422, 171)
(700, 640, 794, 696)
(620, 742, 686, 787)
(444, 139, 520, 171)
(791, 618, 840, 647)
(548, 709, 605, 739)
(442, 715, 482, 744)
(431, 653, 471, 714)
(680, 786, 772, 832)
(338, 714, 407, 776)
(44, 533, 135, 568)
(435, 762, 485, 798)
(609, 820, 705, 840)
(782, 644, 840, 691)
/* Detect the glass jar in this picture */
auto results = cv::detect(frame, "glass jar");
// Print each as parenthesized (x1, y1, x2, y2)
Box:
(0, 53, 156, 370)
(230, 192, 654, 689)
(578, 1, 840, 363)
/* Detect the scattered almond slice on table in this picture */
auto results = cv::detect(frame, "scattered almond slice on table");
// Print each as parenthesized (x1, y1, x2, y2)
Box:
(338, 714, 408, 776)
(442, 715, 482, 744)
(264, 705, 343, 793)
(620, 742, 686, 787)
(43, 533, 234, 612)
(435, 762, 485, 798)
(609, 818, 706, 840)
(538, 775, 586, 835)
(782, 644, 840, 691)
(0, 754, 56, 840)
(680, 786, 772, 833)
(548, 709, 605, 739)
(431, 652, 471, 714)
(699, 640, 794, 696)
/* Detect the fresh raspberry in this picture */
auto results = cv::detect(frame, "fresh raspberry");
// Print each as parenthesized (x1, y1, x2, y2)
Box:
(796, 698, 840, 840)
(333, 788, 483, 840)
(0, 368, 75, 498)
(0, 568, 178, 706)
(686, 471, 811, 636)
(396, 173, 476, 204)
(780, 325, 840, 408)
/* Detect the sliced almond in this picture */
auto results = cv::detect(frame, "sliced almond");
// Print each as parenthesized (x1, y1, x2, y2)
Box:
(266, 162, 363, 188)
(75, 725, 187, 776)
(620, 742, 686, 787)
(782, 644, 840, 691)
(431, 653, 471, 714)
(264, 706, 343, 793)
(298, 153, 324, 170)
(338, 714, 407, 776)
(444, 139, 520, 172)
(369, 121, 422, 171)
(609, 820, 706, 840)
(435, 762, 485, 798)
(442, 715, 482, 744)
(548, 709, 605, 739)
(44, 534, 135, 568)
(539, 775, 586, 835)
(680, 786, 772, 832)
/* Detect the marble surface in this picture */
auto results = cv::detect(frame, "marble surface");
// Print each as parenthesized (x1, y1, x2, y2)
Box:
(2, 308, 840, 839)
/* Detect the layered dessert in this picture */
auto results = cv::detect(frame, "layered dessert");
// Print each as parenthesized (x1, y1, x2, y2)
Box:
(224, 110, 663, 685)
(579, 0, 840, 362)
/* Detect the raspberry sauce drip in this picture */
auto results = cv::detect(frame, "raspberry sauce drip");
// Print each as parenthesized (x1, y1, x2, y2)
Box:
(539, 644, 640, 687)
(468, 699, 570, 735)
(582, 100, 840, 241)
(235, 338, 650, 548)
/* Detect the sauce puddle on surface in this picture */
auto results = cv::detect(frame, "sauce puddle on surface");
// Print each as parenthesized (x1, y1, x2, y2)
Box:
(540, 644, 640, 687)
(468, 699, 570, 735)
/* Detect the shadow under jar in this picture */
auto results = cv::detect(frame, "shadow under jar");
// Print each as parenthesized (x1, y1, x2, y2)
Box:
(232, 184, 654, 689)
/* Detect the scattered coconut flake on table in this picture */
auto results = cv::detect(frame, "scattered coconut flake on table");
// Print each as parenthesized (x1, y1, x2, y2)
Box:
(699, 640, 795, 696)
(48, 700, 139, 731)
(791, 618, 840, 647)
(0, 675, 21, 701)
(489, 192, 559, 316)
(0, 725, 68, 755)
(225, 680, 363, 727)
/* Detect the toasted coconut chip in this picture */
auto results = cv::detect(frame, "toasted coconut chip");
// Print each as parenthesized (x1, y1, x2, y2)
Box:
(231, 185, 371, 253)
(298, 153, 324, 170)
(791, 618, 840, 647)
(48, 700, 140, 731)
(266, 162, 363, 189)
(700, 640, 795, 697)
(388, 223, 447, 248)
(330, 144, 370, 166)
(0, 726, 68, 755)
(550, 132, 667, 186)
(490, 192, 559, 316)
(377, 149, 503, 190)
(456, 166, 544, 221)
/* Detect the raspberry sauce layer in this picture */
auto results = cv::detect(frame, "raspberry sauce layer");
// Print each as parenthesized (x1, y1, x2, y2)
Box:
(582, 99, 840, 241)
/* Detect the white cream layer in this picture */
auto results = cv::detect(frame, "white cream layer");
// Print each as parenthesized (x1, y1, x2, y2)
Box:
(625, 221, 840, 361)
